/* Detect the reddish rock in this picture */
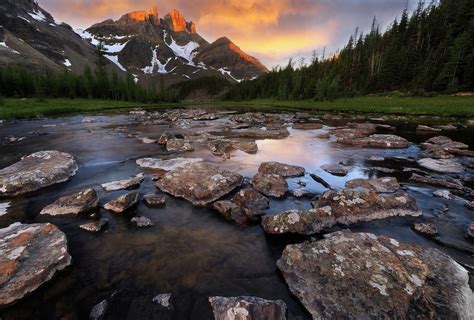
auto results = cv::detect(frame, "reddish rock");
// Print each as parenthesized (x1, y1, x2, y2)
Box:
(40, 188, 98, 216)
(212, 201, 249, 225)
(104, 192, 139, 213)
(209, 296, 286, 320)
(345, 177, 400, 193)
(79, 218, 108, 233)
(163, 9, 187, 32)
(258, 161, 305, 178)
(292, 122, 323, 130)
(143, 194, 166, 207)
(338, 134, 409, 149)
(411, 223, 438, 237)
(251, 173, 288, 198)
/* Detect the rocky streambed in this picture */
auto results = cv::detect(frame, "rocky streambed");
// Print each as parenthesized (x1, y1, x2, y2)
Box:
(0, 109, 473, 319)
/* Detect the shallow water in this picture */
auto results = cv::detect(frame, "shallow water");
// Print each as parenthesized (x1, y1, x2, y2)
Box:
(0, 111, 473, 319)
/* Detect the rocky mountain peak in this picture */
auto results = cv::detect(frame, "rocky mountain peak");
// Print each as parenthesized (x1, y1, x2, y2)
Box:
(163, 9, 188, 33)
(118, 6, 160, 25)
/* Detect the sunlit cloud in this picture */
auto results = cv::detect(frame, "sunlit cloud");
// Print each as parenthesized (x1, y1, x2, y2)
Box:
(38, 0, 413, 67)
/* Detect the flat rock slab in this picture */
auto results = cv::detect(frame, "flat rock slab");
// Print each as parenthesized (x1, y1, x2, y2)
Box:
(143, 194, 166, 207)
(418, 158, 464, 174)
(411, 223, 438, 237)
(277, 231, 474, 319)
(230, 128, 290, 140)
(156, 163, 243, 207)
(0, 223, 71, 306)
(166, 139, 194, 152)
(79, 219, 108, 232)
(345, 177, 400, 193)
(0, 151, 78, 197)
(136, 157, 203, 171)
(410, 173, 465, 190)
(131, 216, 153, 228)
(40, 188, 98, 216)
(338, 134, 409, 149)
(209, 296, 287, 320)
(292, 122, 323, 130)
(104, 192, 139, 213)
(251, 173, 288, 198)
(101, 174, 144, 192)
(322, 164, 349, 176)
(258, 161, 305, 177)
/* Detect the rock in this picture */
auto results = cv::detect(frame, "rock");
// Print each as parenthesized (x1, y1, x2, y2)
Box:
(421, 136, 469, 159)
(410, 173, 465, 190)
(418, 158, 464, 174)
(208, 296, 286, 320)
(345, 177, 400, 193)
(0, 202, 9, 217)
(258, 161, 305, 178)
(158, 132, 173, 145)
(152, 293, 173, 310)
(466, 201, 474, 211)
(140, 137, 157, 144)
(231, 188, 269, 217)
(321, 164, 349, 176)
(291, 189, 315, 198)
(90, 300, 108, 320)
(40, 188, 98, 216)
(411, 223, 438, 237)
(438, 124, 458, 131)
(467, 162, 474, 170)
(101, 174, 144, 191)
(309, 173, 332, 189)
(369, 156, 385, 161)
(143, 194, 166, 207)
(156, 163, 243, 207)
(277, 231, 474, 319)
(416, 125, 441, 132)
(0, 150, 78, 197)
(338, 134, 409, 149)
(467, 222, 474, 239)
(166, 139, 194, 152)
(230, 128, 290, 140)
(0, 223, 71, 306)
(212, 201, 249, 225)
(208, 140, 258, 158)
(261, 208, 333, 235)
(136, 157, 203, 171)
(251, 173, 288, 198)
(292, 122, 323, 130)
(104, 192, 139, 213)
(370, 167, 396, 173)
(131, 216, 154, 228)
(433, 190, 454, 200)
(79, 218, 108, 233)
(332, 123, 376, 139)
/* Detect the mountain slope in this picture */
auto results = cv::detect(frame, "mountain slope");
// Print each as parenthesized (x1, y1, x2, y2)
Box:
(83, 7, 268, 86)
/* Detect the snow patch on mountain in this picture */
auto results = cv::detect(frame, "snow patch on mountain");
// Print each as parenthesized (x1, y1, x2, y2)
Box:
(105, 55, 126, 71)
(164, 32, 199, 65)
(28, 10, 47, 22)
(142, 46, 175, 74)
(0, 42, 19, 54)
(217, 67, 242, 83)
(104, 41, 128, 53)
(63, 59, 72, 67)
(75, 29, 100, 46)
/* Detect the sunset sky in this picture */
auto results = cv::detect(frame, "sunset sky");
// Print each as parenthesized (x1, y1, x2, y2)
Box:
(40, 0, 415, 68)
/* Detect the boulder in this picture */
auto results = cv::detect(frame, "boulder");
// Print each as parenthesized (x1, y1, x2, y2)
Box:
(166, 139, 194, 152)
(322, 164, 349, 176)
(143, 194, 166, 207)
(410, 173, 465, 190)
(292, 122, 323, 130)
(418, 158, 464, 174)
(261, 208, 333, 235)
(232, 188, 269, 214)
(104, 192, 139, 213)
(79, 218, 108, 233)
(101, 174, 144, 191)
(277, 231, 474, 319)
(251, 173, 288, 198)
(345, 177, 400, 193)
(230, 128, 290, 140)
(258, 162, 305, 178)
(338, 134, 409, 149)
(416, 125, 441, 133)
(433, 190, 454, 200)
(208, 296, 287, 320)
(131, 216, 153, 228)
(40, 188, 98, 216)
(0, 223, 71, 306)
(136, 157, 203, 171)
(140, 137, 157, 144)
(156, 163, 243, 207)
(0, 151, 78, 197)
(212, 201, 249, 225)
(411, 223, 438, 237)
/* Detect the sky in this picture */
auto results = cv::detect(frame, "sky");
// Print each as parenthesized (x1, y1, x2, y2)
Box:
(39, 0, 415, 68)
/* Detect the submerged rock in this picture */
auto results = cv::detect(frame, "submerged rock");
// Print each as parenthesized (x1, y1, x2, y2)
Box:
(143, 194, 166, 207)
(468, 222, 474, 239)
(40, 188, 98, 216)
(345, 177, 400, 193)
(412, 223, 438, 237)
(338, 134, 409, 149)
(139, 137, 157, 144)
(104, 192, 139, 213)
(101, 174, 144, 192)
(466, 201, 474, 211)
(153, 293, 173, 310)
(251, 173, 288, 198)
(418, 158, 464, 174)
(212, 201, 249, 225)
(166, 139, 194, 152)
(0, 150, 78, 197)
(79, 218, 108, 233)
(208, 296, 286, 320)
(156, 163, 243, 207)
(277, 231, 474, 319)
(322, 163, 349, 176)
(416, 125, 441, 133)
(258, 161, 305, 178)
(90, 300, 108, 320)
(410, 173, 465, 190)
(0, 223, 71, 306)
(208, 140, 258, 158)
(131, 216, 154, 228)
(136, 157, 203, 171)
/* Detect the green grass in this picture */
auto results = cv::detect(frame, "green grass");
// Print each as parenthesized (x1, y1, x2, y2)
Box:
(1, 95, 474, 119)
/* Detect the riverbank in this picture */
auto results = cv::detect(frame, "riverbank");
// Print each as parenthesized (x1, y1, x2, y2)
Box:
(1, 95, 474, 119)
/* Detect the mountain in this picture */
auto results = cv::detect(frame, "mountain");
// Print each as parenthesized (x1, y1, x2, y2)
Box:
(0, 0, 121, 74)
(82, 7, 268, 85)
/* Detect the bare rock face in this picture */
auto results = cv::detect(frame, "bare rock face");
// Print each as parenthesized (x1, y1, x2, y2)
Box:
(104, 192, 139, 213)
(156, 163, 243, 207)
(136, 157, 203, 171)
(40, 188, 98, 216)
(338, 134, 409, 149)
(101, 174, 144, 191)
(277, 231, 474, 319)
(251, 173, 288, 198)
(418, 158, 464, 174)
(0, 223, 71, 306)
(412, 223, 438, 237)
(345, 177, 400, 193)
(0, 151, 78, 197)
(163, 9, 187, 32)
(208, 296, 287, 320)
(322, 164, 349, 176)
(258, 162, 305, 178)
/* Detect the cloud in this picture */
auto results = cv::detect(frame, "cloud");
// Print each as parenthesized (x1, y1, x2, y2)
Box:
(38, 0, 412, 67)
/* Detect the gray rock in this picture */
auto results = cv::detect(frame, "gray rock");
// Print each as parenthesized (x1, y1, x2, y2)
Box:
(0, 201, 10, 217)
(338, 134, 409, 149)
(156, 163, 243, 207)
(0, 151, 78, 197)
(0, 223, 71, 306)
(131, 216, 154, 228)
(345, 177, 400, 193)
(79, 219, 108, 233)
(104, 192, 139, 213)
(166, 139, 194, 152)
(417, 125, 441, 132)
(152, 293, 173, 310)
(40, 188, 98, 216)
(411, 223, 438, 237)
(277, 231, 474, 319)
(322, 163, 349, 176)
(433, 190, 454, 200)
(258, 161, 305, 177)
(418, 158, 464, 174)
(101, 174, 144, 191)
(136, 157, 203, 171)
(140, 137, 157, 144)
(410, 173, 465, 190)
(90, 300, 108, 320)
(209, 296, 287, 320)
(466, 201, 474, 211)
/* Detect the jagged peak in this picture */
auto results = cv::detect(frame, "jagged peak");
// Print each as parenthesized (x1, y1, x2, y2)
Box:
(163, 9, 187, 33)
(118, 7, 159, 24)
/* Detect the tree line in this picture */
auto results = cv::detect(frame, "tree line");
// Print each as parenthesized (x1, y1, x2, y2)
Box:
(226, 0, 474, 101)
